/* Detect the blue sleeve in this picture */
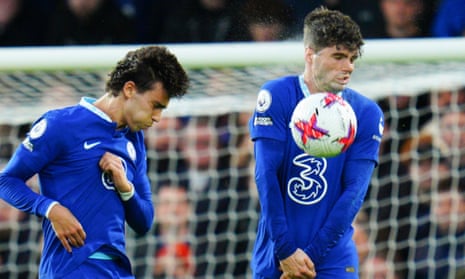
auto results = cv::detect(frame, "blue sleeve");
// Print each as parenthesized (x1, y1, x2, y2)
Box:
(0, 116, 61, 217)
(123, 133, 154, 234)
(255, 137, 297, 260)
(303, 159, 375, 265)
(123, 163, 153, 234)
(0, 152, 56, 217)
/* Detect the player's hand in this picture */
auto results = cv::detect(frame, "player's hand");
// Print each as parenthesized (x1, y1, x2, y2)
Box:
(99, 152, 133, 193)
(279, 248, 316, 279)
(47, 203, 86, 253)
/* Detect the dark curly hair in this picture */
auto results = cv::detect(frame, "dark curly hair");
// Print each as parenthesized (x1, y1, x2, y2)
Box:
(106, 46, 189, 98)
(303, 6, 364, 56)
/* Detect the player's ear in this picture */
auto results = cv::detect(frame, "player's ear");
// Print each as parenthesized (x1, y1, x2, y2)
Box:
(305, 47, 314, 63)
(122, 81, 136, 98)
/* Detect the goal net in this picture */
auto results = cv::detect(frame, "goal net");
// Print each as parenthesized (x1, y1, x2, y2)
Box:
(0, 38, 465, 279)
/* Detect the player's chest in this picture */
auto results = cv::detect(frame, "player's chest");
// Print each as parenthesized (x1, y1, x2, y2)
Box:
(67, 133, 138, 166)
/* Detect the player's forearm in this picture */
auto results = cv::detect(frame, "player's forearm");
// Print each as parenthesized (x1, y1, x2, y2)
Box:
(122, 189, 154, 234)
(255, 138, 297, 260)
(304, 159, 374, 265)
(258, 176, 296, 260)
(0, 172, 56, 217)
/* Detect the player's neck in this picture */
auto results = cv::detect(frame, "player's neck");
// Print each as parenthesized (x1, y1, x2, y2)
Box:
(94, 93, 125, 128)
(301, 72, 319, 93)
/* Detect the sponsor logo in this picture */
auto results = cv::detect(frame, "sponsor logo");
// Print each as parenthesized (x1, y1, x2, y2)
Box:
(345, 266, 356, 273)
(84, 141, 101, 150)
(22, 138, 33, 152)
(287, 154, 327, 205)
(254, 116, 273, 126)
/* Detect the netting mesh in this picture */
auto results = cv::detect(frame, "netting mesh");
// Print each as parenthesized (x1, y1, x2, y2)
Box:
(0, 47, 465, 279)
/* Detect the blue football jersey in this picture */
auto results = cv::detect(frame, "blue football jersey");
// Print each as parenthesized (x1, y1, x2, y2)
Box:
(1, 97, 153, 277)
(249, 75, 384, 277)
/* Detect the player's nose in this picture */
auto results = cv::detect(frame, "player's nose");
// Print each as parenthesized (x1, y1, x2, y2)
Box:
(152, 109, 163, 122)
(342, 59, 355, 73)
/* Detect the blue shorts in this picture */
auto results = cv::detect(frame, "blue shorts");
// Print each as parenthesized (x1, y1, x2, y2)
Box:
(63, 258, 134, 279)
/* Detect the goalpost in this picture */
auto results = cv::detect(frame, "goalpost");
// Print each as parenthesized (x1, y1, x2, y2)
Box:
(0, 38, 464, 279)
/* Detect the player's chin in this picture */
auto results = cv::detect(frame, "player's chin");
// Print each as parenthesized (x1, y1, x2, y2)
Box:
(135, 122, 154, 131)
(330, 84, 345, 92)
(130, 125, 146, 132)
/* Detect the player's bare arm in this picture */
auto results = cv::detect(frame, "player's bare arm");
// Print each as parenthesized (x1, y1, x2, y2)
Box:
(47, 204, 86, 253)
(279, 248, 316, 279)
(99, 151, 133, 193)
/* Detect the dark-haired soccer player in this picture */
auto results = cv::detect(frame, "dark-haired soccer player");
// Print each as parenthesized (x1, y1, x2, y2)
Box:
(0, 46, 189, 278)
(249, 7, 384, 279)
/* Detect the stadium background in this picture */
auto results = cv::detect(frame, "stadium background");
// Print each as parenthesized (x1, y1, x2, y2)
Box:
(0, 39, 465, 278)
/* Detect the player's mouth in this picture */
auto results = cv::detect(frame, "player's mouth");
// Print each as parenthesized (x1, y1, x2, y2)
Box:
(336, 76, 350, 85)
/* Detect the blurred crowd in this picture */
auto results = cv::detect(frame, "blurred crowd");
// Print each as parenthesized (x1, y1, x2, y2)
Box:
(361, 87, 465, 279)
(1, 0, 465, 47)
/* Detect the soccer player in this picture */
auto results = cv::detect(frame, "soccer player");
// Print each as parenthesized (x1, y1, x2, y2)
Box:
(0, 46, 189, 278)
(249, 7, 384, 279)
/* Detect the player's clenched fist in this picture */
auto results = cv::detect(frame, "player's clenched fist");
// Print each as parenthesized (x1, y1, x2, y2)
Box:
(279, 248, 316, 279)
(48, 203, 86, 253)
(99, 152, 133, 193)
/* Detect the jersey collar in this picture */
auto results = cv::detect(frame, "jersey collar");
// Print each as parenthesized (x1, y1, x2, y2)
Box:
(79, 97, 113, 123)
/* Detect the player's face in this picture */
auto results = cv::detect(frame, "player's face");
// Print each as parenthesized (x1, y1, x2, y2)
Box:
(124, 81, 169, 132)
(307, 45, 358, 93)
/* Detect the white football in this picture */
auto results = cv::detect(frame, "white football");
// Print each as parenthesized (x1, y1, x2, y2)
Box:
(289, 92, 357, 157)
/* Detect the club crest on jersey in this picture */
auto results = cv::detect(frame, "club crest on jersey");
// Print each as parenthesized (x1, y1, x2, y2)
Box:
(101, 157, 128, 191)
(256, 90, 272, 113)
(127, 142, 136, 161)
(287, 154, 328, 205)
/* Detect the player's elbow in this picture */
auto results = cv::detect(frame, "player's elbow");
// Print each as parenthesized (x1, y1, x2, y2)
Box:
(128, 212, 154, 235)
(133, 223, 152, 235)
(0, 172, 14, 197)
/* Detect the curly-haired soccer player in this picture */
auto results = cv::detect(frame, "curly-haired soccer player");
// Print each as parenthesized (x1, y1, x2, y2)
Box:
(249, 7, 384, 279)
(0, 46, 189, 278)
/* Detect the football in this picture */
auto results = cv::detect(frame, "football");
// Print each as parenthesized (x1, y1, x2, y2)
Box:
(289, 92, 357, 157)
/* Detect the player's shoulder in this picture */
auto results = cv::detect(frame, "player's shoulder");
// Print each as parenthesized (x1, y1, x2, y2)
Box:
(42, 104, 83, 123)
(259, 75, 299, 102)
(31, 104, 80, 133)
(255, 75, 300, 113)
(342, 88, 382, 115)
(343, 88, 384, 141)
(262, 75, 298, 91)
(35, 104, 92, 139)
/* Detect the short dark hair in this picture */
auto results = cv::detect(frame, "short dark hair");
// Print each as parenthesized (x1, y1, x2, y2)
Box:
(106, 46, 189, 98)
(303, 7, 364, 55)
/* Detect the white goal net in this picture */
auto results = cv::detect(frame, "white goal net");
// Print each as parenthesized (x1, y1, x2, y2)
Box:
(0, 38, 465, 279)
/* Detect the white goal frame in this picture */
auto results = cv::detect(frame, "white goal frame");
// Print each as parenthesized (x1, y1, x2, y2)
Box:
(0, 38, 464, 71)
